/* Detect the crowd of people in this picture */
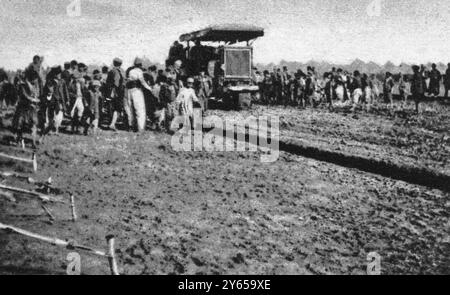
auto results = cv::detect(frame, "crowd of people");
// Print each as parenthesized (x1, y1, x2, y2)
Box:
(0, 54, 449, 148)
(0, 55, 209, 147)
(253, 63, 450, 113)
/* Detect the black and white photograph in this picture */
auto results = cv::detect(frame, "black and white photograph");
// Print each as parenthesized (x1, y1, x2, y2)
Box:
(0, 0, 449, 278)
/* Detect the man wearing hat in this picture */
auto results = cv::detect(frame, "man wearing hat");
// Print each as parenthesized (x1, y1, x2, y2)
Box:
(126, 57, 153, 132)
(106, 58, 125, 131)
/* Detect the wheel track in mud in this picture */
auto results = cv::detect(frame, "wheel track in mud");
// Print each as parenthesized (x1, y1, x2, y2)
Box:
(201, 125, 450, 192)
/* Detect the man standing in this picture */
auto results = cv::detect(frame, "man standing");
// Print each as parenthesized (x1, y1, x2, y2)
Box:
(428, 63, 441, 98)
(12, 68, 40, 148)
(398, 73, 409, 107)
(323, 72, 334, 109)
(158, 75, 176, 131)
(410, 65, 425, 113)
(305, 67, 317, 107)
(282, 66, 290, 104)
(190, 40, 207, 75)
(274, 68, 283, 104)
(350, 71, 363, 111)
(444, 63, 450, 98)
(68, 73, 85, 134)
(293, 71, 306, 107)
(196, 70, 212, 112)
(334, 69, 346, 102)
(106, 58, 125, 131)
(46, 66, 69, 134)
(383, 72, 394, 106)
(126, 57, 153, 132)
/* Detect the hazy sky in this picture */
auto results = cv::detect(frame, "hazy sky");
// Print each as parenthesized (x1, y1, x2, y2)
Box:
(1, 0, 450, 69)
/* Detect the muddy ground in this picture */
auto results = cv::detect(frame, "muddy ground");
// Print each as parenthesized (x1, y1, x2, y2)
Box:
(0, 100, 449, 275)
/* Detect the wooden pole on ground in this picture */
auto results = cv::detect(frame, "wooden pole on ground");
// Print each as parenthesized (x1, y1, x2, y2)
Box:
(0, 184, 63, 203)
(0, 222, 107, 257)
(0, 152, 37, 172)
(0, 223, 120, 275)
(0, 171, 40, 184)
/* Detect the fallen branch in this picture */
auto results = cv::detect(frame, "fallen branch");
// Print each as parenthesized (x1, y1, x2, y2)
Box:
(0, 184, 64, 203)
(0, 152, 37, 172)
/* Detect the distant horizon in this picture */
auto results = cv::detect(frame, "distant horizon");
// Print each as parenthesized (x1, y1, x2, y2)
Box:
(2, 57, 450, 72)
(258, 59, 450, 67)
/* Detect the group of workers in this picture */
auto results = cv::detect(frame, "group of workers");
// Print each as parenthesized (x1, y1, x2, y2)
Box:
(0, 55, 211, 147)
(254, 63, 449, 113)
(0, 52, 448, 147)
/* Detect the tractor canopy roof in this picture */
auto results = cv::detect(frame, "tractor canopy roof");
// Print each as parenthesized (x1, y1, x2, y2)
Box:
(179, 24, 264, 43)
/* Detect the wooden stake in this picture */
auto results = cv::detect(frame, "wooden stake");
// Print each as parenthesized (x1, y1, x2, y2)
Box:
(32, 153, 37, 172)
(70, 195, 77, 222)
(0, 184, 63, 203)
(0, 222, 107, 257)
(106, 235, 119, 275)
